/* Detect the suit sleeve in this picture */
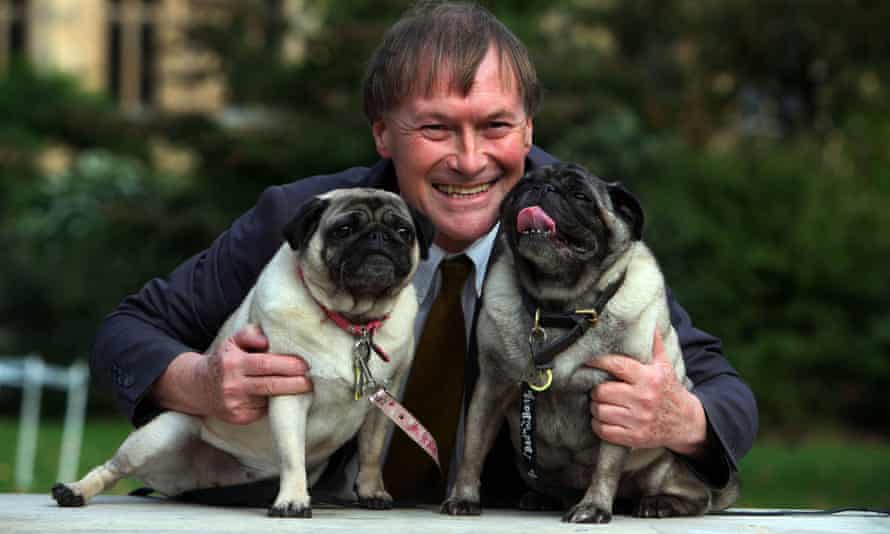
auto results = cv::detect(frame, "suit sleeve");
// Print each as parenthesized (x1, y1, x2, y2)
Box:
(90, 185, 298, 426)
(668, 288, 758, 486)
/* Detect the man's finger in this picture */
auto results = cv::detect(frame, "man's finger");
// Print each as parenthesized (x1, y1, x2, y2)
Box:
(652, 330, 668, 363)
(589, 380, 635, 404)
(591, 420, 630, 444)
(232, 324, 269, 352)
(590, 401, 631, 425)
(585, 354, 643, 384)
(247, 376, 314, 397)
(243, 353, 310, 377)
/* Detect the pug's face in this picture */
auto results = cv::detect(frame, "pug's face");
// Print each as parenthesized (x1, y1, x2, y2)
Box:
(284, 189, 434, 304)
(501, 163, 643, 291)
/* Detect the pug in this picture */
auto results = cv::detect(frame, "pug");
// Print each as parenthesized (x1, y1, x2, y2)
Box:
(52, 188, 434, 518)
(442, 163, 738, 523)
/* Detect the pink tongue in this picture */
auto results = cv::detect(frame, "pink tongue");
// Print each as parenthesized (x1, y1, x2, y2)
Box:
(517, 206, 556, 233)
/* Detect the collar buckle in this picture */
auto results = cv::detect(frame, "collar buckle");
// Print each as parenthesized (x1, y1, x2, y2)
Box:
(573, 308, 600, 325)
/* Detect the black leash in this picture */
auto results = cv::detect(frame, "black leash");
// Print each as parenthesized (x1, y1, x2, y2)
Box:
(517, 271, 627, 482)
(709, 507, 889, 517)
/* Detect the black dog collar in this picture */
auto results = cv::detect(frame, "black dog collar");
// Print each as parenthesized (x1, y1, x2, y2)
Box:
(521, 270, 627, 371)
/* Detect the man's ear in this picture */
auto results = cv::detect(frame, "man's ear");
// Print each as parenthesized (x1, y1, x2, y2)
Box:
(283, 197, 330, 251)
(408, 206, 435, 260)
(372, 120, 391, 158)
(607, 182, 645, 241)
(523, 118, 533, 148)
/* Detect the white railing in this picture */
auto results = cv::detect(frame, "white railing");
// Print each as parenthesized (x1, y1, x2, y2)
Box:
(0, 355, 89, 490)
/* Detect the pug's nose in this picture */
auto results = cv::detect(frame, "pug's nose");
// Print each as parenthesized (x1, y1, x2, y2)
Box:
(367, 230, 389, 246)
(531, 183, 556, 202)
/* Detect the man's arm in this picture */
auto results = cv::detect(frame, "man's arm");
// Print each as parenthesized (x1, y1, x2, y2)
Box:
(150, 326, 312, 425)
(587, 289, 758, 486)
(90, 184, 312, 426)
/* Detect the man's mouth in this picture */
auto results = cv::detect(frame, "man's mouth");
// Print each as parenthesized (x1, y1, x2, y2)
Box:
(433, 178, 498, 197)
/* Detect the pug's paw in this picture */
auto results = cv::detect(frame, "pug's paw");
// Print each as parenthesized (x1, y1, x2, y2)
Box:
(562, 502, 611, 523)
(634, 494, 706, 518)
(268, 496, 312, 518)
(358, 491, 393, 510)
(440, 498, 481, 516)
(52, 483, 86, 507)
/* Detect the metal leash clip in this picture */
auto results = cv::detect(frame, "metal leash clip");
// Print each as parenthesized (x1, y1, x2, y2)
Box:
(353, 329, 378, 400)
(528, 308, 548, 347)
(527, 308, 553, 392)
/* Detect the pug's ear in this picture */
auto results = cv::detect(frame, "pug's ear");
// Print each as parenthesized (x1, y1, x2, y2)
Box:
(607, 182, 645, 241)
(408, 205, 436, 260)
(283, 197, 331, 251)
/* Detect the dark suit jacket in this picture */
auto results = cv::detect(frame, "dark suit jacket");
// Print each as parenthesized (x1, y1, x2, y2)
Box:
(91, 146, 757, 503)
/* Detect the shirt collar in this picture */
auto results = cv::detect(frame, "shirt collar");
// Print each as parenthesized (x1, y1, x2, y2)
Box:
(413, 222, 500, 303)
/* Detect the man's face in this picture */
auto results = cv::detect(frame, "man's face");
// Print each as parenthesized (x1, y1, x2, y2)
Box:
(371, 47, 533, 252)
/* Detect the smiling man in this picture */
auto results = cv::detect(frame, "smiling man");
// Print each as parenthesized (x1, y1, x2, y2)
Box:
(370, 45, 533, 252)
(90, 0, 757, 511)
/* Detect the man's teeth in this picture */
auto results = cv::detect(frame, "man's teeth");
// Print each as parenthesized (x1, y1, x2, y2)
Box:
(435, 182, 492, 196)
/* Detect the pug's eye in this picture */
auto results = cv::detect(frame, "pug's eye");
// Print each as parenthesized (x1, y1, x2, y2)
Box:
(573, 192, 591, 202)
(333, 225, 353, 239)
(396, 226, 414, 241)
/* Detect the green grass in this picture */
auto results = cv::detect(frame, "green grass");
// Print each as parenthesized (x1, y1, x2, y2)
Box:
(0, 417, 141, 495)
(2, 418, 889, 509)
(737, 432, 890, 509)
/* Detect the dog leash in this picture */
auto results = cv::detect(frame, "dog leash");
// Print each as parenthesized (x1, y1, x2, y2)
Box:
(517, 270, 627, 480)
(709, 507, 889, 517)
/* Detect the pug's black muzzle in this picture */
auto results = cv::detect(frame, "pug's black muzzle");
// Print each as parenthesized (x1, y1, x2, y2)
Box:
(338, 229, 412, 296)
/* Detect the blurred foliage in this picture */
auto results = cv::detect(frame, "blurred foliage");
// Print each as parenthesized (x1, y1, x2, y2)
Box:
(2, 0, 889, 434)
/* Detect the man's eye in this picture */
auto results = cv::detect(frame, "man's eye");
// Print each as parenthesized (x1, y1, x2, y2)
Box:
(484, 121, 513, 138)
(420, 124, 450, 140)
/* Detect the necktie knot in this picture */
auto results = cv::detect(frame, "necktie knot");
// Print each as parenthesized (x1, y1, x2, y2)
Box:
(438, 254, 474, 301)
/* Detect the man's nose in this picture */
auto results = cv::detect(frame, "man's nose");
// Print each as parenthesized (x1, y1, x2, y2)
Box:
(447, 131, 486, 177)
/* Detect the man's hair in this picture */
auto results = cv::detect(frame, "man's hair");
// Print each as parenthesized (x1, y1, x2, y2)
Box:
(361, 1, 542, 123)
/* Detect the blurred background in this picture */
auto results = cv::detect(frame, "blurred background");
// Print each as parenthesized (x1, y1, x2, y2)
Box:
(1, 0, 888, 508)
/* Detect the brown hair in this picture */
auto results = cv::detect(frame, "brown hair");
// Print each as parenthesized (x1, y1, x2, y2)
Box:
(361, 1, 542, 123)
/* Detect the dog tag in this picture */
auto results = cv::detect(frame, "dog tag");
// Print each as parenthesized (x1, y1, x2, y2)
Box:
(353, 334, 375, 399)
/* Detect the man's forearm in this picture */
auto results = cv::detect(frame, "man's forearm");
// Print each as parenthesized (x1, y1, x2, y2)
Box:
(150, 351, 212, 416)
(666, 390, 709, 458)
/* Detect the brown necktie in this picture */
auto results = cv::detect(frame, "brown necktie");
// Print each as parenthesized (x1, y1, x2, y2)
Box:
(384, 255, 473, 504)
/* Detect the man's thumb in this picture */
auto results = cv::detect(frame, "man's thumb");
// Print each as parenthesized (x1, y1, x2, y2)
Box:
(233, 323, 269, 352)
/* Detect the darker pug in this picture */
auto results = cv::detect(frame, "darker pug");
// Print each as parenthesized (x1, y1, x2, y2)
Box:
(53, 188, 433, 518)
(442, 163, 738, 523)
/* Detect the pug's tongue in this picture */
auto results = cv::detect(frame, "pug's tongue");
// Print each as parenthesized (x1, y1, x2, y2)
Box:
(517, 206, 556, 234)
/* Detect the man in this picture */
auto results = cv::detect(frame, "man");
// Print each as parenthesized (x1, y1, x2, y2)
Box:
(91, 1, 756, 507)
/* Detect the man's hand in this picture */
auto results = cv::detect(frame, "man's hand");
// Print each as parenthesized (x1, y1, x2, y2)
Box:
(586, 331, 708, 457)
(151, 324, 313, 425)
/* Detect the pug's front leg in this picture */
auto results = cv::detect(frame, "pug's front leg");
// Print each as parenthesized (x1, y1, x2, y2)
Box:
(441, 377, 515, 516)
(564, 441, 629, 523)
(354, 404, 394, 509)
(268, 394, 313, 518)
